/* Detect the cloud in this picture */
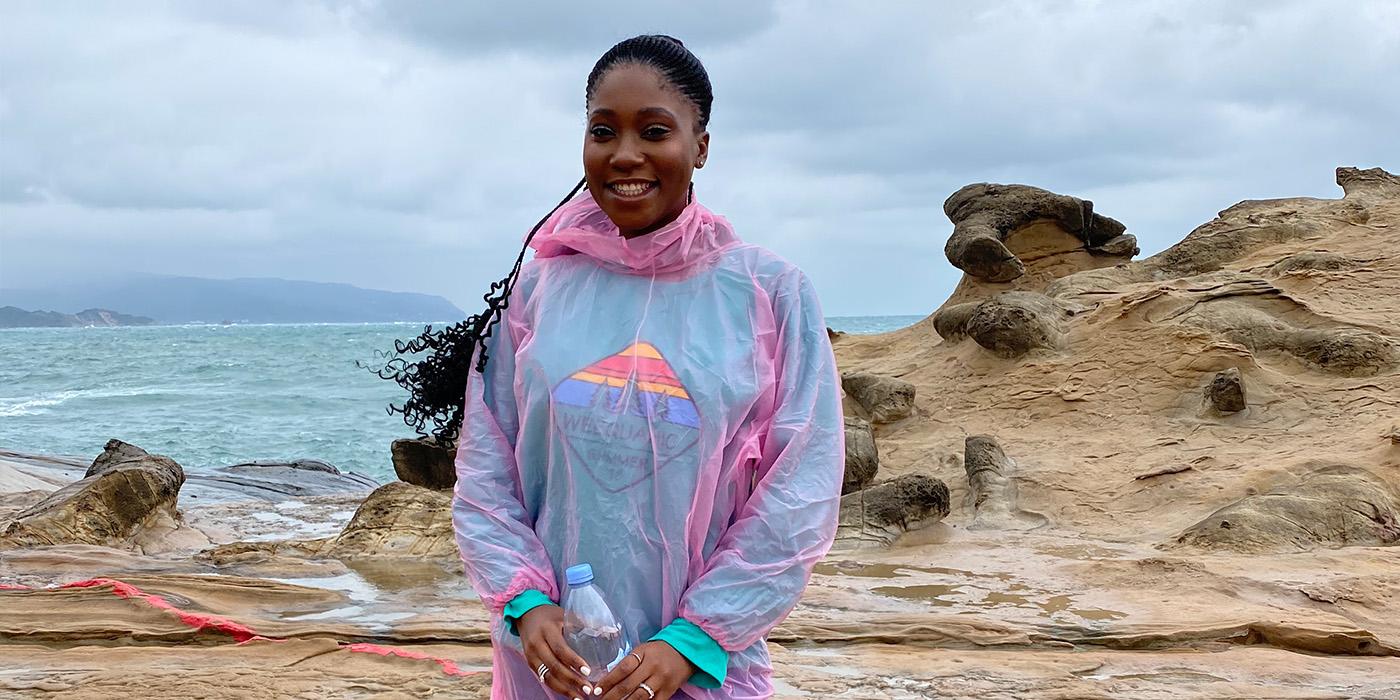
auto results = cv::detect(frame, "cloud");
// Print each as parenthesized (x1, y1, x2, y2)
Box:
(1, 0, 1396, 316)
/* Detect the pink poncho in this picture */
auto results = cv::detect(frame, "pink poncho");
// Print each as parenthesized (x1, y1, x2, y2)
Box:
(452, 191, 844, 698)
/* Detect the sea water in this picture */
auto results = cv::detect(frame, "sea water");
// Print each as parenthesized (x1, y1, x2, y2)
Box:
(0, 316, 922, 480)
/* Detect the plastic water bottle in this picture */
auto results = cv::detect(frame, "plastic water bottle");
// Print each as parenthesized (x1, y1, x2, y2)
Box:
(562, 563, 633, 683)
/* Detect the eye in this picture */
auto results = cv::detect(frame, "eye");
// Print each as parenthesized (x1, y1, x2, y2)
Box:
(643, 125, 671, 139)
(589, 125, 614, 139)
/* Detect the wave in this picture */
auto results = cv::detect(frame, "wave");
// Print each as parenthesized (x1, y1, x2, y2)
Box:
(0, 386, 176, 417)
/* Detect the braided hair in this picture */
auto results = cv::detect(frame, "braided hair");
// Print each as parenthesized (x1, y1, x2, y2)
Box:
(369, 35, 713, 443)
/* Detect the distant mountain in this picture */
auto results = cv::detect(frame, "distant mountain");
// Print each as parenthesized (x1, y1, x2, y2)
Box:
(0, 275, 465, 324)
(0, 306, 157, 328)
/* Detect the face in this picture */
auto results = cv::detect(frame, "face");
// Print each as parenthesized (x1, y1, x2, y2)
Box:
(584, 63, 709, 239)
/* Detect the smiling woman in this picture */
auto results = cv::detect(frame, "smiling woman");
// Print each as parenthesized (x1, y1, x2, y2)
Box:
(374, 34, 844, 700)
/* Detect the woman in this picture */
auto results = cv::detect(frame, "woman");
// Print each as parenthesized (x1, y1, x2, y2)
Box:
(385, 35, 842, 699)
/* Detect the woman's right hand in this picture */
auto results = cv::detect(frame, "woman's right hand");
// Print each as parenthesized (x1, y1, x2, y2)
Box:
(518, 605, 594, 699)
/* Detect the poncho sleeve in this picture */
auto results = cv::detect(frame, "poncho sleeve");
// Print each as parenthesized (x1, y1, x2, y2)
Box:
(452, 313, 560, 613)
(675, 268, 844, 651)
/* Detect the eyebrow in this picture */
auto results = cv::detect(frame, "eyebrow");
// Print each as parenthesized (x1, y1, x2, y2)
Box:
(589, 107, 679, 121)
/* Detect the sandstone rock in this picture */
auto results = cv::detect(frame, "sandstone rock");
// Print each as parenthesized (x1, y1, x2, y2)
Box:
(1178, 298, 1397, 377)
(934, 292, 1080, 359)
(315, 481, 455, 558)
(1205, 368, 1247, 413)
(841, 371, 915, 424)
(835, 474, 949, 549)
(1173, 465, 1400, 552)
(943, 183, 1134, 283)
(192, 460, 378, 501)
(843, 416, 879, 494)
(86, 439, 155, 478)
(1270, 252, 1360, 276)
(1, 444, 185, 549)
(391, 437, 457, 490)
(964, 436, 1046, 530)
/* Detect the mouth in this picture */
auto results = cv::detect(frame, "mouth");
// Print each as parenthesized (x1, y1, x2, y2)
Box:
(607, 180, 658, 200)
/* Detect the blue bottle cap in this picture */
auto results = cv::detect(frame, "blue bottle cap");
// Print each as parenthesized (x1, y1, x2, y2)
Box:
(565, 563, 594, 587)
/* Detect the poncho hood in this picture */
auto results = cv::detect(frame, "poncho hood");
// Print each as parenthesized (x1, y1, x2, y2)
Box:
(528, 189, 739, 274)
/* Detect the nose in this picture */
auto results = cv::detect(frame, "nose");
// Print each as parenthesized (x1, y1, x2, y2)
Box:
(611, 134, 645, 171)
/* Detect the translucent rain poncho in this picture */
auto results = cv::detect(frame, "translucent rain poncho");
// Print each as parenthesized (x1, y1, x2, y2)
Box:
(452, 191, 844, 699)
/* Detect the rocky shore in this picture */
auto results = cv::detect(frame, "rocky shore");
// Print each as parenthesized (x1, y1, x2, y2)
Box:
(3, 166, 1398, 698)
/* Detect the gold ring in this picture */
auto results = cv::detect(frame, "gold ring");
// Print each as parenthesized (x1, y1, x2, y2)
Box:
(629, 652, 643, 666)
(639, 681, 655, 698)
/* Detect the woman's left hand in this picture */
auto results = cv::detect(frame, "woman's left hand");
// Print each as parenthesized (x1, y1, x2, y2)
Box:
(595, 640, 694, 700)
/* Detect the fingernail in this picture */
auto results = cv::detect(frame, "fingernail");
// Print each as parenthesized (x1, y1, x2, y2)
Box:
(593, 687, 603, 696)
(582, 686, 592, 695)
(574, 697, 582, 700)
(580, 666, 591, 676)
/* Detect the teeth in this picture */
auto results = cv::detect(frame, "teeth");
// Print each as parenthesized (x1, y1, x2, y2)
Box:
(611, 182, 652, 196)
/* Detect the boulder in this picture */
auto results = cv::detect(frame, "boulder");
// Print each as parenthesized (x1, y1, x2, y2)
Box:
(842, 417, 879, 494)
(1, 442, 185, 549)
(1173, 465, 1400, 552)
(835, 474, 950, 549)
(315, 481, 455, 558)
(841, 371, 915, 424)
(1205, 367, 1248, 414)
(391, 437, 457, 490)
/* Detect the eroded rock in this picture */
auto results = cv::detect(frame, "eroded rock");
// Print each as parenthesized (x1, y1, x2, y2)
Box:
(1205, 368, 1248, 414)
(1180, 300, 1397, 377)
(391, 437, 457, 490)
(843, 416, 879, 494)
(835, 474, 950, 549)
(1173, 465, 1400, 552)
(943, 183, 1134, 282)
(86, 439, 154, 478)
(964, 436, 1046, 530)
(314, 481, 455, 558)
(934, 292, 1079, 359)
(842, 371, 915, 424)
(1, 444, 185, 550)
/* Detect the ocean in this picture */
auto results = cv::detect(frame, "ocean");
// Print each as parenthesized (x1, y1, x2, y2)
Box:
(0, 315, 923, 481)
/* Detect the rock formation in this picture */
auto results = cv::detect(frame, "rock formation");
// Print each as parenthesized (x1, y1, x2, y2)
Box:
(943, 183, 1136, 283)
(1205, 367, 1248, 413)
(0, 441, 185, 550)
(313, 481, 456, 558)
(391, 437, 457, 490)
(834, 474, 950, 549)
(962, 436, 1046, 530)
(841, 371, 915, 423)
(842, 416, 879, 494)
(933, 291, 1084, 358)
(1173, 465, 1400, 552)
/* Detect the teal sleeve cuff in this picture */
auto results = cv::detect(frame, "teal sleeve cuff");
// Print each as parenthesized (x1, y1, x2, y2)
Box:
(650, 618, 728, 689)
(502, 589, 556, 635)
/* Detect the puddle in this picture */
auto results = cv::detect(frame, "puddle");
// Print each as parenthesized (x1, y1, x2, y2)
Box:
(814, 561, 1013, 581)
(870, 584, 962, 605)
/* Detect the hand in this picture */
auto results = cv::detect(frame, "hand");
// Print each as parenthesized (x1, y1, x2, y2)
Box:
(517, 605, 593, 699)
(596, 640, 695, 700)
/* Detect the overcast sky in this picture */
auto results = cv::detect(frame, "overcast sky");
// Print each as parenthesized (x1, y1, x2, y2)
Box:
(1, 1, 1396, 317)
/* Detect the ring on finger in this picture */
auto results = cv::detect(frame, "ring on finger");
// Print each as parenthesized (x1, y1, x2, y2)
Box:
(629, 652, 644, 666)
(536, 662, 549, 683)
(639, 681, 656, 699)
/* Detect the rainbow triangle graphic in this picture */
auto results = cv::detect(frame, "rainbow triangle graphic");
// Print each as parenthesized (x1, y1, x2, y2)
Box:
(552, 342, 700, 429)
